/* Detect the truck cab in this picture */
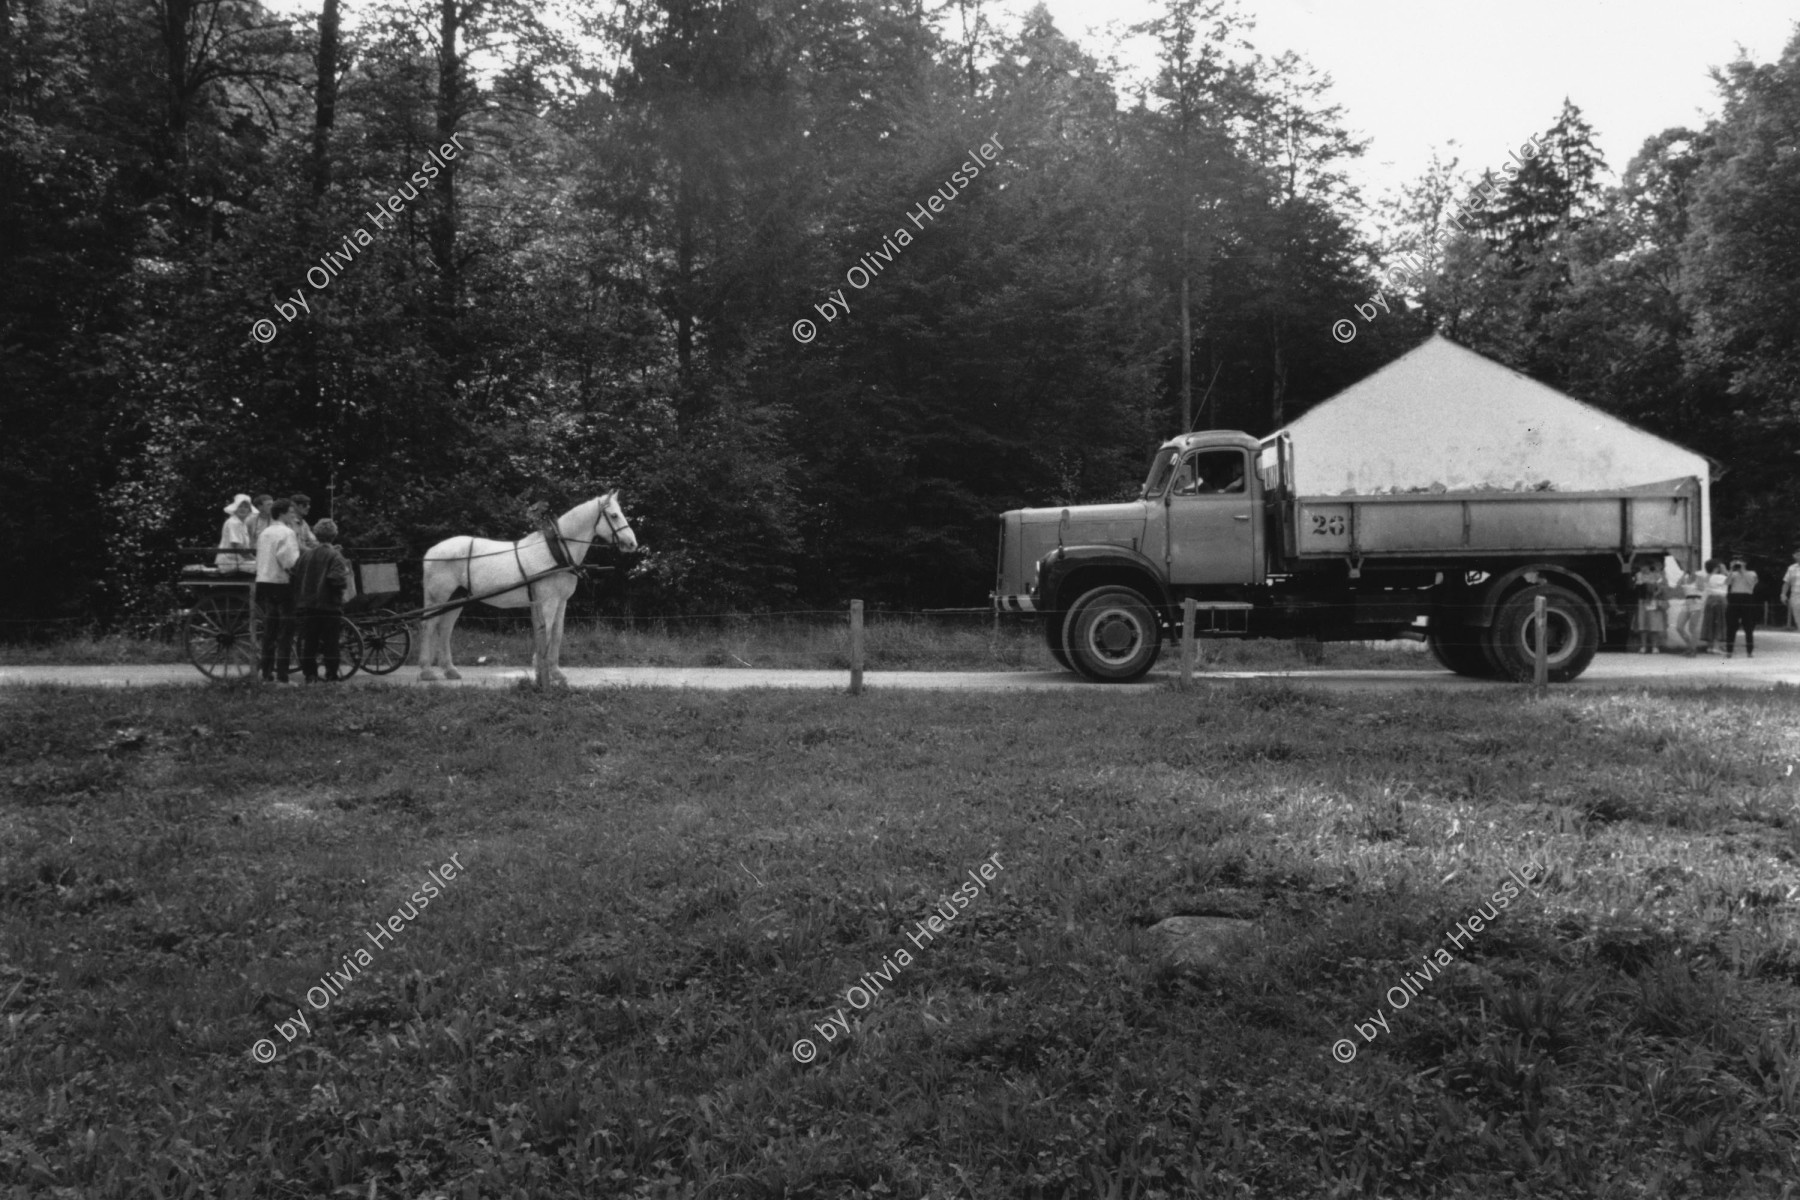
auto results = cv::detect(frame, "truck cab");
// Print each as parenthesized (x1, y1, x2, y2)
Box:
(992, 431, 1270, 680)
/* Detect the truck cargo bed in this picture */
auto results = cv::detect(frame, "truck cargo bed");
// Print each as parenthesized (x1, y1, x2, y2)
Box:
(1285, 481, 1700, 561)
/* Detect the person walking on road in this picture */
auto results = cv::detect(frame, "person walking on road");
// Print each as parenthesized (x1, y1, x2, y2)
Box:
(1724, 556, 1760, 659)
(294, 518, 353, 683)
(1782, 549, 1800, 631)
(255, 499, 302, 683)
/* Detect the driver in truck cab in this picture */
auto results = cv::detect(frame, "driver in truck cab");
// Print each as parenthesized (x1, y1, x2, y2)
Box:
(1172, 453, 1246, 496)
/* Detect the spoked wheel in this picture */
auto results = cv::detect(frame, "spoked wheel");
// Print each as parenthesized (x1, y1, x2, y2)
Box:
(335, 616, 367, 680)
(356, 609, 413, 675)
(184, 593, 258, 682)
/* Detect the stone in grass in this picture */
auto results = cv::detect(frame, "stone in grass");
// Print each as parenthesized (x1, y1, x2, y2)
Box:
(1148, 915, 1259, 969)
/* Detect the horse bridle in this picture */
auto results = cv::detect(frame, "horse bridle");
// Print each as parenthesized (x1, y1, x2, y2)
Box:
(542, 496, 632, 569)
(593, 497, 633, 550)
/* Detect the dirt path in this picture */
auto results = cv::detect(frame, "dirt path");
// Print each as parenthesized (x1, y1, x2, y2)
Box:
(4, 632, 1798, 691)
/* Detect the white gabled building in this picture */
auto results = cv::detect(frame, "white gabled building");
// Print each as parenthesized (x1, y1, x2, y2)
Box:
(1280, 335, 1714, 563)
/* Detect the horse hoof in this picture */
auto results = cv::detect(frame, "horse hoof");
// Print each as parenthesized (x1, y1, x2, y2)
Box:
(443, 667, 462, 681)
(419, 667, 442, 682)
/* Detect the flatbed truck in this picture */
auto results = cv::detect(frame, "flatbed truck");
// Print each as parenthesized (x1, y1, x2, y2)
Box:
(992, 430, 1705, 683)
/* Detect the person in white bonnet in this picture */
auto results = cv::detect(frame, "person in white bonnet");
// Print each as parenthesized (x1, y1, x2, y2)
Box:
(215, 494, 255, 572)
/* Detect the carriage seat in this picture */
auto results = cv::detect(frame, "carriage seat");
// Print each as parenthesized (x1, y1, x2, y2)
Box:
(181, 564, 253, 579)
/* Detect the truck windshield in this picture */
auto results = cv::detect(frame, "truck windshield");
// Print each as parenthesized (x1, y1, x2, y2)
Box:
(1142, 448, 1179, 498)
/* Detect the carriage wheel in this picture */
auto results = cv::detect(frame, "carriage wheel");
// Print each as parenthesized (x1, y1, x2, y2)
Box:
(184, 593, 258, 682)
(357, 609, 413, 675)
(335, 616, 366, 680)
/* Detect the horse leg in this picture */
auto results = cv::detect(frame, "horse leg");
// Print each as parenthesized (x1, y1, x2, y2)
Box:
(532, 589, 557, 688)
(439, 602, 464, 680)
(417, 570, 444, 681)
(545, 592, 570, 686)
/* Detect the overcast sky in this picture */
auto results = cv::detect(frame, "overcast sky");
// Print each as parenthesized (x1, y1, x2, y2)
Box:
(1026, 0, 1798, 214)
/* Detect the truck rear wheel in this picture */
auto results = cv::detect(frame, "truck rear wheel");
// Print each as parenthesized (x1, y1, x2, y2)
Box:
(1427, 624, 1497, 678)
(1043, 612, 1072, 670)
(1486, 586, 1599, 682)
(1062, 586, 1161, 682)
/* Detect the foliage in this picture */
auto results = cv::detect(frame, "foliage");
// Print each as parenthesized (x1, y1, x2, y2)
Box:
(4, 0, 1800, 626)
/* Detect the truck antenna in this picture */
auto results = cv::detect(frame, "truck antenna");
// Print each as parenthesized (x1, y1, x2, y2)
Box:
(1190, 361, 1224, 432)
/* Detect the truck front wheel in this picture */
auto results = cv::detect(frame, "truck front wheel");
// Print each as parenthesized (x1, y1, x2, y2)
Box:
(1486, 586, 1599, 682)
(1062, 587, 1162, 682)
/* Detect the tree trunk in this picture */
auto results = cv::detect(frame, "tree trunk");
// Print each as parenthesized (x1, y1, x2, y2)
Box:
(159, 0, 192, 163)
(430, 0, 463, 316)
(1180, 268, 1192, 432)
(675, 168, 696, 414)
(0, 0, 15, 108)
(1268, 316, 1287, 431)
(310, 0, 339, 201)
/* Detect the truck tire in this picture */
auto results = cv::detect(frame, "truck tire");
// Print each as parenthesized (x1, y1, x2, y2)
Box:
(1427, 624, 1497, 678)
(1486, 586, 1599, 682)
(1062, 586, 1162, 682)
(1043, 613, 1073, 670)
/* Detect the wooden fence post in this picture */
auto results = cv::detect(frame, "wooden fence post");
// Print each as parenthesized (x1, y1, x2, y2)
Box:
(849, 600, 865, 695)
(1180, 598, 1197, 690)
(249, 581, 260, 677)
(1532, 593, 1548, 689)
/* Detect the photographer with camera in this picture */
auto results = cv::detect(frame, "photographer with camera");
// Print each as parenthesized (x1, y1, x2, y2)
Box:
(1723, 556, 1760, 659)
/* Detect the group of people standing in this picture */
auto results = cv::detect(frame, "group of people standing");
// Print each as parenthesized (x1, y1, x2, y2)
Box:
(216, 492, 354, 683)
(1632, 553, 1792, 657)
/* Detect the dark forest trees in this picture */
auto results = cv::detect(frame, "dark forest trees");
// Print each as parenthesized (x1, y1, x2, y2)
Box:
(3, 0, 1799, 625)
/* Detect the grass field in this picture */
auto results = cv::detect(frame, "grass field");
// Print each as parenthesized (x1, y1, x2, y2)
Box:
(0, 617, 1434, 673)
(3, 680, 1798, 1198)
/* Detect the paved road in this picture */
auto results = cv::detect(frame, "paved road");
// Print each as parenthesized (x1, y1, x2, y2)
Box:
(4, 632, 1797, 692)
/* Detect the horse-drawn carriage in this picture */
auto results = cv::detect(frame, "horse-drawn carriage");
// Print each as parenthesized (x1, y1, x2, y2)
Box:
(176, 551, 414, 681)
(176, 490, 637, 684)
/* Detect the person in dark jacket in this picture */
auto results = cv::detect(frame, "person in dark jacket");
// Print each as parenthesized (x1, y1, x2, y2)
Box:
(294, 518, 353, 682)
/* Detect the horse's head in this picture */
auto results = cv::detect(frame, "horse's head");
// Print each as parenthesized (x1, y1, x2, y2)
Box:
(593, 489, 638, 551)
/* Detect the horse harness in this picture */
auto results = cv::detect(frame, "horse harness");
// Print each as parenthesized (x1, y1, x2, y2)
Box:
(452, 499, 625, 606)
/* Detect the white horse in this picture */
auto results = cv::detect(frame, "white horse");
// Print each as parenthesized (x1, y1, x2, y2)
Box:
(416, 491, 637, 685)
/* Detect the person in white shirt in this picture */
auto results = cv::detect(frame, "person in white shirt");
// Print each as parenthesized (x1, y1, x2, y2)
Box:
(255, 499, 303, 682)
(1700, 560, 1729, 653)
(1674, 564, 1706, 656)
(1783, 549, 1800, 631)
(215, 494, 255, 572)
